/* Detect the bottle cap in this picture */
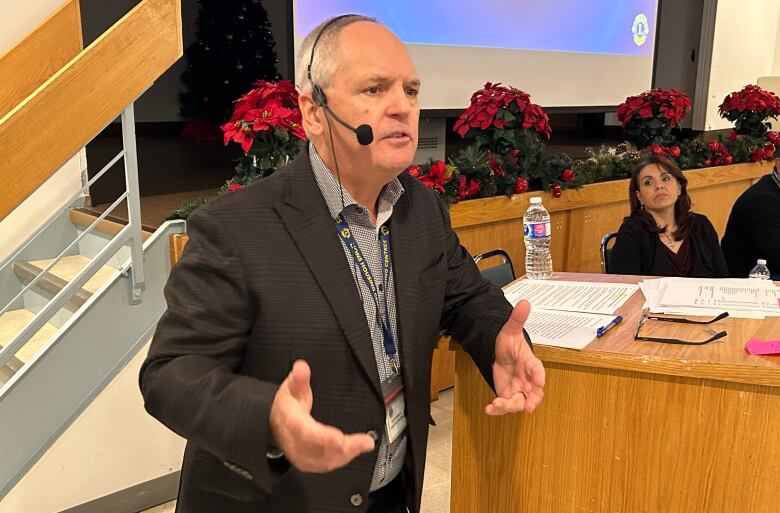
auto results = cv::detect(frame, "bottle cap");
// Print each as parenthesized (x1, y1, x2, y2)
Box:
(757, 259, 767, 265)
(530, 197, 542, 205)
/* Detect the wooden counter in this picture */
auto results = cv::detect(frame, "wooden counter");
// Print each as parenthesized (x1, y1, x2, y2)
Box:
(450, 272, 780, 513)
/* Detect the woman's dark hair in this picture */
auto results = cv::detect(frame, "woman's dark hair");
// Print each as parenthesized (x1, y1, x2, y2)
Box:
(627, 154, 694, 241)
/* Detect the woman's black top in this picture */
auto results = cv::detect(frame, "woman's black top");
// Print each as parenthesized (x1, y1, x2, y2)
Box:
(609, 213, 729, 277)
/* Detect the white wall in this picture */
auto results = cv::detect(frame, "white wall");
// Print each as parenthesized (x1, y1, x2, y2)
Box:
(704, 0, 780, 130)
(0, 0, 87, 262)
(0, 0, 69, 51)
(0, 341, 185, 513)
(0, 155, 85, 262)
(773, 20, 780, 75)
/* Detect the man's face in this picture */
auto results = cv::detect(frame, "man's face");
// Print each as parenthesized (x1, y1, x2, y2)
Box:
(319, 22, 421, 177)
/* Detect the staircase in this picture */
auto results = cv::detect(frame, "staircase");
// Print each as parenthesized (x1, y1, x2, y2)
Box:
(0, 101, 188, 500)
(0, 208, 154, 387)
(0, 0, 185, 508)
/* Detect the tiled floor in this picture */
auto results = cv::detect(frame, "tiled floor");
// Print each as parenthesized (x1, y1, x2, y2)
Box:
(143, 389, 454, 513)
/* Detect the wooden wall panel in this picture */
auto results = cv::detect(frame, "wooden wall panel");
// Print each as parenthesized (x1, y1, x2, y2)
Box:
(689, 179, 756, 238)
(0, 0, 183, 222)
(565, 202, 628, 273)
(451, 353, 780, 513)
(450, 162, 771, 273)
(454, 208, 569, 277)
(0, 0, 82, 119)
(455, 218, 524, 277)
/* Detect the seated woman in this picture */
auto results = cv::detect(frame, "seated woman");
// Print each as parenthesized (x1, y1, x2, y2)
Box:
(609, 154, 728, 277)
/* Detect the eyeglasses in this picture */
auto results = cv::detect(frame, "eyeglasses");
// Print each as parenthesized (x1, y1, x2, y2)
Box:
(633, 309, 729, 345)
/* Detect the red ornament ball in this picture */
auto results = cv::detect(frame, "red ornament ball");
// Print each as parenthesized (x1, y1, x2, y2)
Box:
(551, 183, 562, 198)
(513, 177, 529, 194)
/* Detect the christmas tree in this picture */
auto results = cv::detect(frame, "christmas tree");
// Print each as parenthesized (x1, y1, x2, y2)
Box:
(180, 0, 280, 125)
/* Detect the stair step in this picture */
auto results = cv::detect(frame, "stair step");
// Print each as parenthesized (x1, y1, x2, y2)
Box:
(69, 208, 154, 242)
(0, 308, 58, 368)
(27, 255, 118, 295)
(12, 261, 92, 309)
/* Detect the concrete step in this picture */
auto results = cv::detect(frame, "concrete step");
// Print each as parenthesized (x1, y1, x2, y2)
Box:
(0, 308, 58, 384)
(25, 255, 118, 295)
(12, 261, 91, 310)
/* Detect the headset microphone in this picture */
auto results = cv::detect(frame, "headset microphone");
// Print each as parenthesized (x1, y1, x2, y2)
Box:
(319, 101, 374, 145)
(308, 14, 374, 146)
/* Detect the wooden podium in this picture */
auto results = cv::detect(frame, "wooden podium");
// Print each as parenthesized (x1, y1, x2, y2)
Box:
(450, 273, 780, 513)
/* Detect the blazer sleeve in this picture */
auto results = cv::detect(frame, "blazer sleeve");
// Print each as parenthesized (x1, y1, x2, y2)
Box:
(435, 197, 514, 391)
(139, 204, 284, 493)
(609, 220, 645, 275)
(699, 215, 730, 277)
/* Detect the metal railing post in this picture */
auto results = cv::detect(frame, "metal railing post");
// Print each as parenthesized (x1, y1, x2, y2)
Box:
(121, 104, 145, 304)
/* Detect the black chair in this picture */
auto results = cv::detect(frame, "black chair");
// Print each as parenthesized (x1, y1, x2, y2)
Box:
(473, 248, 516, 288)
(600, 232, 618, 274)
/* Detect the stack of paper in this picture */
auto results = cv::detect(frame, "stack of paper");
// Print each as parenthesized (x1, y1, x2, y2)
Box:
(638, 277, 780, 319)
(503, 280, 639, 349)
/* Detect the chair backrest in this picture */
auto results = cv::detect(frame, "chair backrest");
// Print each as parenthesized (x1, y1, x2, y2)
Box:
(600, 232, 618, 273)
(473, 248, 516, 288)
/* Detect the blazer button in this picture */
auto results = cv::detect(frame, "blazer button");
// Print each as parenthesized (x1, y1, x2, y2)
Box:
(367, 430, 379, 442)
(350, 493, 364, 507)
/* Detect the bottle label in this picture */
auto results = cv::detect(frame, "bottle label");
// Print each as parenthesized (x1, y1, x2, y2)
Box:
(524, 221, 551, 239)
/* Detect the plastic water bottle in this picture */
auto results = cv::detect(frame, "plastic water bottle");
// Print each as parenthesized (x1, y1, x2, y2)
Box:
(748, 259, 771, 280)
(523, 197, 552, 279)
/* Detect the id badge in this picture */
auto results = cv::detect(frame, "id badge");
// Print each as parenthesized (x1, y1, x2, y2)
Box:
(382, 373, 407, 444)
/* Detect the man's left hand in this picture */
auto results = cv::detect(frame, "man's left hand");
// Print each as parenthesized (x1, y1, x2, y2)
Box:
(486, 300, 546, 415)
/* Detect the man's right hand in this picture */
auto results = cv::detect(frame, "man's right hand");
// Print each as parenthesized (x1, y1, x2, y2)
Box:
(269, 360, 376, 472)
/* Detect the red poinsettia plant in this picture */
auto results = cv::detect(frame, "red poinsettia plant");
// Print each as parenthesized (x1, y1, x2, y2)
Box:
(616, 88, 691, 148)
(221, 79, 306, 181)
(719, 85, 780, 138)
(453, 82, 552, 150)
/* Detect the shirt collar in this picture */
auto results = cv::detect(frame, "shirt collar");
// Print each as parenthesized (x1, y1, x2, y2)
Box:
(309, 142, 405, 220)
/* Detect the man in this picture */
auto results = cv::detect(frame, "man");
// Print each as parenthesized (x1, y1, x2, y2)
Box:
(140, 15, 545, 513)
(721, 157, 780, 278)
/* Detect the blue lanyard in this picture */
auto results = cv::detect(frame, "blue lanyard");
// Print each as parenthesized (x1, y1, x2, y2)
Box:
(335, 215, 397, 358)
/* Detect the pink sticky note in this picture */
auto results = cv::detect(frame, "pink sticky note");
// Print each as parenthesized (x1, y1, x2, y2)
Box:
(745, 339, 780, 355)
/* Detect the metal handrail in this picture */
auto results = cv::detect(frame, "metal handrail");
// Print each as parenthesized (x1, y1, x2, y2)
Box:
(0, 191, 128, 317)
(0, 225, 132, 370)
(0, 103, 145, 371)
(0, 149, 126, 274)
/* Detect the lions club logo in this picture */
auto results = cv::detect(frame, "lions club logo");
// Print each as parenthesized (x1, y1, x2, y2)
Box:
(632, 14, 649, 47)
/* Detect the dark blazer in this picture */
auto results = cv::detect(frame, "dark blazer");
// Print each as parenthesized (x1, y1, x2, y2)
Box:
(139, 149, 513, 513)
(721, 173, 780, 277)
(609, 213, 729, 277)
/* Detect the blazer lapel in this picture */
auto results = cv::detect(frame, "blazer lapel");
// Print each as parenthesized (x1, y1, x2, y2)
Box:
(274, 153, 383, 401)
(389, 191, 419, 393)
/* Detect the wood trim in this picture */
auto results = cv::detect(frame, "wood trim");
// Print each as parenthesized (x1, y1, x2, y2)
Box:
(0, 0, 183, 222)
(72, 207, 158, 234)
(69, 209, 152, 242)
(0, 0, 82, 119)
(170, 234, 189, 266)
(448, 161, 773, 229)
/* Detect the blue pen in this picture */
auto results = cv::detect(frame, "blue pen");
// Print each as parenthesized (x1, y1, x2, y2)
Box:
(596, 316, 623, 337)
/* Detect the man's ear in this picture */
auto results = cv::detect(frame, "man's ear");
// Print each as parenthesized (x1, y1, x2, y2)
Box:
(299, 92, 325, 138)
